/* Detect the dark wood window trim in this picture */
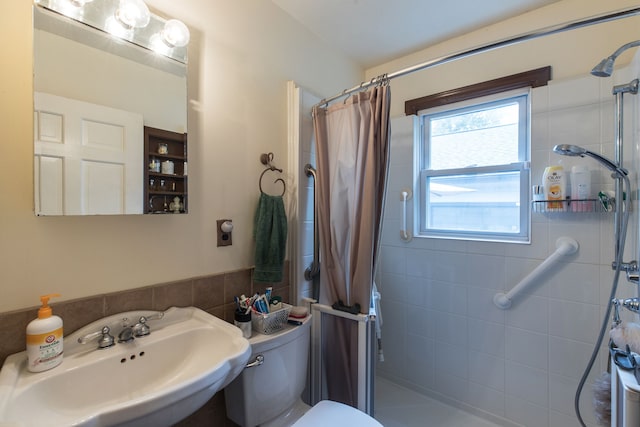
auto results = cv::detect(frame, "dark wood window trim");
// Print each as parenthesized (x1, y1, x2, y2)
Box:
(404, 66, 551, 116)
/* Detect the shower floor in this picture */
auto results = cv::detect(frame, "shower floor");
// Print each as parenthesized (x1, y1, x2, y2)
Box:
(374, 376, 503, 427)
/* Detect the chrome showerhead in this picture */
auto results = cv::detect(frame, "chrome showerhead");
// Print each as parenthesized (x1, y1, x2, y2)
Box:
(553, 144, 627, 177)
(553, 144, 587, 156)
(591, 56, 615, 77)
(591, 40, 640, 77)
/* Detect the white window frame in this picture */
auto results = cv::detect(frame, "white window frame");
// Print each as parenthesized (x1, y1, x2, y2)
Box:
(414, 88, 531, 243)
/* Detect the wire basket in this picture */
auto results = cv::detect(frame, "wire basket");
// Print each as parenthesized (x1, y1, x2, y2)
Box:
(251, 303, 292, 335)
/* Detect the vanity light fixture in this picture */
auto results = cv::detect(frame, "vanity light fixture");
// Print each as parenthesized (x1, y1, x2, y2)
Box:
(34, 0, 190, 64)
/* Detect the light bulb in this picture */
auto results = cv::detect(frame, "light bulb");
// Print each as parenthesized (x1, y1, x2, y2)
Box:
(150, 33, 172, 56)
(115, 0, 151, 29)
(68, 0, 94, 6)
(161, 19, 190, 48)
(105, 15, 133, 38)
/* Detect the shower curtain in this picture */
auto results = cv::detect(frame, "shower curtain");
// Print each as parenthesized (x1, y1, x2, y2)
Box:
(312, 83, 391, 406)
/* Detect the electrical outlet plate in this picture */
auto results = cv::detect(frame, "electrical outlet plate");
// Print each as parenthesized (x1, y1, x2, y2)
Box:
(217, 219, 232, 247)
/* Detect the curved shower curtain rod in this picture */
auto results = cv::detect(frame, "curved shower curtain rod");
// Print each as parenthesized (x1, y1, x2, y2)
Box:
(314, 6, 640, 109)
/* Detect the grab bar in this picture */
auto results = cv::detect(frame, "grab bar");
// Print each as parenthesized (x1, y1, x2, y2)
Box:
(400, 189, 412, 242)
(304, 164, 320, 280)
(493, 237, 579, 309)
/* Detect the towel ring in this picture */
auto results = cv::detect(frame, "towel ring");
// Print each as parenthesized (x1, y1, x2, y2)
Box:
(258, 152, 285, 196)
(259, 168, 286, 197)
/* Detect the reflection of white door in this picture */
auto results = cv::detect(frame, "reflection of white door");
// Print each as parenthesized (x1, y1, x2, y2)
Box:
(34, 92, 143, 215)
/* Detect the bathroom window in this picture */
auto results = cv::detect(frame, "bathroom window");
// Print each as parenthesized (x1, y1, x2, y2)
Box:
(407, 67, 549, 242)
(415, 87, 532, 243)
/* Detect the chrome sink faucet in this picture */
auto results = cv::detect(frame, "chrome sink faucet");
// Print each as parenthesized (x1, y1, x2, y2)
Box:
(118, 319, 136, 343)
(133, 312, 164, 337)
(118, 312, 165, 343)
(77, 326, 115, 349)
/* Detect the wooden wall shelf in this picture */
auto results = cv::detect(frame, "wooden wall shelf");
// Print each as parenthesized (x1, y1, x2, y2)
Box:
(144, 126, 188, 214)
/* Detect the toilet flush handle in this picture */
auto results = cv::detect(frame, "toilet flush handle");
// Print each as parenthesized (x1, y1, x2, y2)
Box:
(245, 354, 264, 368)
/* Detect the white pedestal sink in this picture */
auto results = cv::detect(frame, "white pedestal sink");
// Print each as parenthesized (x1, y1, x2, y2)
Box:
(0, 307, 251, 426)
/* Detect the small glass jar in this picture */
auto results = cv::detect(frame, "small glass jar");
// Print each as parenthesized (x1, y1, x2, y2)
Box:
(149, 178, 156, 191)
(149, 157, 160, 172)
(159, 179, 167, 192)
(157, 143, 168, 155)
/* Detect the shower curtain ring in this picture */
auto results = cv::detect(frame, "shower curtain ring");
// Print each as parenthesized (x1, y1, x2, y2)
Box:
(342, 88, 352, 104)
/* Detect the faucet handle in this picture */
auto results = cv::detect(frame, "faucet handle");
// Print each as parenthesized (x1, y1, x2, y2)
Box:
(134, 311, 164, 337)
(622, 298, 640, 313)
(77, 326, 115, 349)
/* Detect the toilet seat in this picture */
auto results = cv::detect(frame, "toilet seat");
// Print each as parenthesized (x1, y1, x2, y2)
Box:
(290, 400, 383, 427)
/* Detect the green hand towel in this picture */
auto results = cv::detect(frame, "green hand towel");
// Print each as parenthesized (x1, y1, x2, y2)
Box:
(253, 193, 287, 283)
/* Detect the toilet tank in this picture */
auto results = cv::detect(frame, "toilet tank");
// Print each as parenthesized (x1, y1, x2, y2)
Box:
(225, 317, 311, 427)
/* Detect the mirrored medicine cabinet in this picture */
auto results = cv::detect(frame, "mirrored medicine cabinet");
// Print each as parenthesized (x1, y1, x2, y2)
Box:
(33, 2, 188, 215)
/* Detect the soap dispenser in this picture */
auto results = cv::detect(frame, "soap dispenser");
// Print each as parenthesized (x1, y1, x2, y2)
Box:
(26, 294, 63, 372)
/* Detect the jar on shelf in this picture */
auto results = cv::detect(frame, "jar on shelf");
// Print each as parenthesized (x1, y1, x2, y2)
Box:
(149, 157, 160, 172)
(161, 160, 174, 175)
(157, 143, 168, 155)
(149, 178, 156, 191)
(159, 179, 167, 191)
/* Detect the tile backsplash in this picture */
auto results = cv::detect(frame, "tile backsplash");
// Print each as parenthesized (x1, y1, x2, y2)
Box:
(0, 263, 289, 427)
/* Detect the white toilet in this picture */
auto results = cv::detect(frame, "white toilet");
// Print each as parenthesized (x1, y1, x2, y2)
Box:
(224, 315, 381, 427)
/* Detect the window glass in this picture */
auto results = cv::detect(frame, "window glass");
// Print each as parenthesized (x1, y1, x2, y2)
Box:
(418, 92, 530, 242)
(429, 102, 520, 169)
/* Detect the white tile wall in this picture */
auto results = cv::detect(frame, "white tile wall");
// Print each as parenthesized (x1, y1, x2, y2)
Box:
(293, 86, 321, 302)
(375, 62, 640, 427)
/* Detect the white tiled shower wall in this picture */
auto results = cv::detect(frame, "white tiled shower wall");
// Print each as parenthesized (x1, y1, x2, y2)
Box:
(376, 61, 640, 426)
(293, 85, 320, 302)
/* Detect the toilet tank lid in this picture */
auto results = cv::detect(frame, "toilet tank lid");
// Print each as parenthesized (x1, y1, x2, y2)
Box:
(291, 400, 382, 427)
(248, 314, 311, 352)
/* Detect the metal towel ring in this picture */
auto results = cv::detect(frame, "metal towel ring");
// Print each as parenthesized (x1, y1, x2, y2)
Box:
(258, 152, 286, 196)
(259, 169, 286, 196)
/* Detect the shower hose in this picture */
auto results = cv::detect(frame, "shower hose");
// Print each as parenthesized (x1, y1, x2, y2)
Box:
(574, 175, 631, 427)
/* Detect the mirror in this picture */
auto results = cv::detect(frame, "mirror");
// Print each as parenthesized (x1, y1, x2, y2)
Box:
(33, 3, 188, 215)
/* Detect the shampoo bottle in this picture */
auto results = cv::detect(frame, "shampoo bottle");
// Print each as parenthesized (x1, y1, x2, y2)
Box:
(571, 165, 591, 212)
(26, 294, 63, 372)
(543, 165, 566, 212)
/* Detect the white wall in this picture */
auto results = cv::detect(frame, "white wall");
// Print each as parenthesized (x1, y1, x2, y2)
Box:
(372, 2, 640, 425)
(0, 0, 362, 312)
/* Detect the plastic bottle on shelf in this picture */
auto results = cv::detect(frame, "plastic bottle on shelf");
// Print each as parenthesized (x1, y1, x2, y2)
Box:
(570, 165, 591, 212)
(532, 185, 544, 213)
(543, 165, 566, 212)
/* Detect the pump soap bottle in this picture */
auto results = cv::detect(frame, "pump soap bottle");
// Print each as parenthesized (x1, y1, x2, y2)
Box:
(26, 294, 63, 372)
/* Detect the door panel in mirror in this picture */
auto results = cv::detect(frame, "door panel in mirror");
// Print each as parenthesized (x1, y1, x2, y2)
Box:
(35, 92, 144, 215)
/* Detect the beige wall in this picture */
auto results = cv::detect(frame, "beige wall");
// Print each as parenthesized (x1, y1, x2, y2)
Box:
(0, 0, 362, 312)
(365, 0, 640, 117)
